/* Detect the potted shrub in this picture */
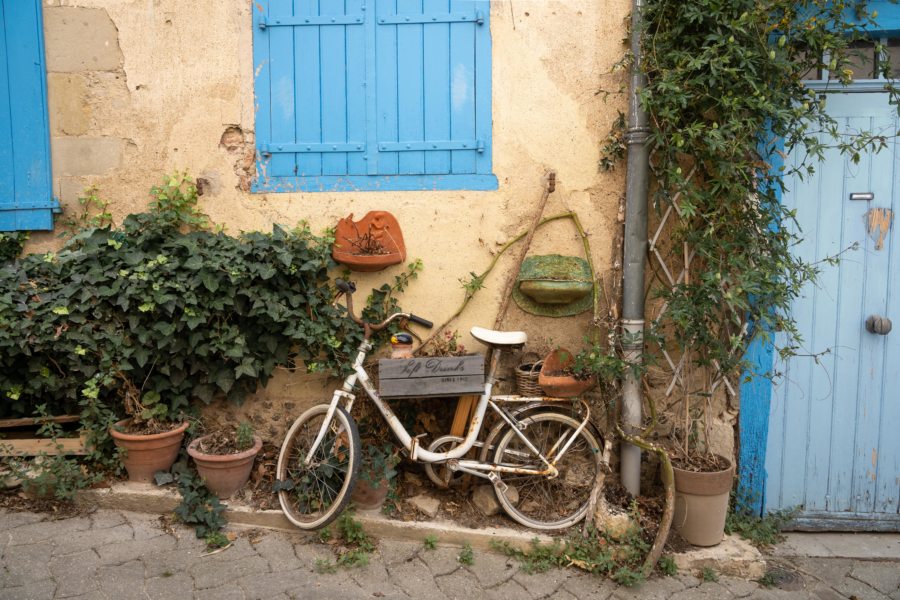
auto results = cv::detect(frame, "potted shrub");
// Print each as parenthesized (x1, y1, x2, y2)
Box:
(667, 402, 734, 546)
(332, 211, 406, 272)
(187, 421, 263, 499)
(538, 348, 596, 397)
(108, 376, 188, 483)
(350, 443, 400, 510)
(573, 339, 734, 547)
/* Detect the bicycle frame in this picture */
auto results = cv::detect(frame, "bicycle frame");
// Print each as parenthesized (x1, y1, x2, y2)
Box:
(303, 337, 592, 480)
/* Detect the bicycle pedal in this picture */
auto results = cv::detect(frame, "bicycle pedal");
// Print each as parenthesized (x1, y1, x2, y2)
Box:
(487, 472, 508, 494)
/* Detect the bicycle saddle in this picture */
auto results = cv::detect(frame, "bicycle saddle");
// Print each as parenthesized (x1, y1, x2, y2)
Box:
(470, 326, 527, 348)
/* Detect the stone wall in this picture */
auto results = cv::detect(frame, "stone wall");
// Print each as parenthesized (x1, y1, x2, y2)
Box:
(33, 0, 631, 442)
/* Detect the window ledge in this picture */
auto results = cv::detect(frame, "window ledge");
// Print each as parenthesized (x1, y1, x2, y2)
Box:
(252, 174, 499, 193)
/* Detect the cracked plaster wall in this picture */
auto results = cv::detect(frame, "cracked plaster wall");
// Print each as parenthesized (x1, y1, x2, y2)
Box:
(31, 0, 638, 441)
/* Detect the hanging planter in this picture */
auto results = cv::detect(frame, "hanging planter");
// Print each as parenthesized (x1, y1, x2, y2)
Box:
(538, 348, 596, 398)
(332, 211, 406, 272)
(513, 255, 593, 317)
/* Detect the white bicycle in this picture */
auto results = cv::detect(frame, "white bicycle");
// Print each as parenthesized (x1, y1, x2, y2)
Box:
(276, 279, 604, 531)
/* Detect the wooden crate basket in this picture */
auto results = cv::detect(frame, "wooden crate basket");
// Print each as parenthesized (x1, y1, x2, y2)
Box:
(378, 355, 485, 399)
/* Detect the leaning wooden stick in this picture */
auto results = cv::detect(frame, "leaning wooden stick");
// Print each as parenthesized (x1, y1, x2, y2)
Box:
(493, 171, 556, 329)
(616, 425, 676, 578)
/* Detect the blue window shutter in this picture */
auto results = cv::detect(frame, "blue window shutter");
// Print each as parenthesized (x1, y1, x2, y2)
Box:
(374, 0, 492, 176)
(255, 0, 368, 179)
(0, 0, 57, 231)
(252, 0, 495, 190)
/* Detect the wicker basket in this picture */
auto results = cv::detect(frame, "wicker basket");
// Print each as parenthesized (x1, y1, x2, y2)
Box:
(515, 353, 544, 396)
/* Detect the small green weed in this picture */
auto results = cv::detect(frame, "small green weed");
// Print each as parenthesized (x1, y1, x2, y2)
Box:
(424, 535, 438, 551)
(758, 571, 778, 588)
(491, 520, 649, 587)
(315, 512, 376, 571)
(315, 558, 337, 574)
(491, 538, 563, 574)
(318, 526, 332, 544)
(161, 570, 173, 578)
(700, 567, 719, 583)
(725, 497, 796, 548)
(658, 555, 678, 576)
(204, 531, 230, 550)
(457, 543, 474, 565)
(381, 477, 400, 517)
(235, 421, 255, 451)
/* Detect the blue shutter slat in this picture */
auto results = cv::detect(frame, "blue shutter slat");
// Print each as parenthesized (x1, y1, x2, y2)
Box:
(295, 0, 321, 177)
(321, 18, 349, 175)
(375, 0, 399, 175)
(0, 5, 14, 208)
(267, 0, 297, 178)
(347, 0, 368, 175)
(474, 0, 493, 175)
(252, 2, 272, 186)
(0, 0, 56, 232)
(449, 0, 477, 175)
(423, 0, 452, 175)
(397, 0, 426, 175)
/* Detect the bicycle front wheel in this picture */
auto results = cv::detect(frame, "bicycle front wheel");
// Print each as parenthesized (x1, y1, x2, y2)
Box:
(492, 412, 601, 530)
(277, 404, 360, 530)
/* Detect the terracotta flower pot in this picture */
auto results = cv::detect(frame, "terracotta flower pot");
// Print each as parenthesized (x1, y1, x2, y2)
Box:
(332, 211, 406, 272)
(351, 477, 390, 510)
(109, 420, 189, 483)
(672, 457, 735, 547)
(538, 348, 596, 398)
(187, 434, 263, 499)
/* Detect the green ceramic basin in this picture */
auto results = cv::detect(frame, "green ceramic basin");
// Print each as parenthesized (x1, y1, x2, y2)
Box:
(518, 279, 592, 304)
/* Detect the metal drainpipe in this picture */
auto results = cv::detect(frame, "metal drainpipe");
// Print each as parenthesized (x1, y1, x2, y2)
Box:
(620, 0, 650, 497)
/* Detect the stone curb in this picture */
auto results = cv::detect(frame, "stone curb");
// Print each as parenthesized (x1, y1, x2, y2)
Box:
(76, 483, 553, 552)
(76, 482, 767, 577)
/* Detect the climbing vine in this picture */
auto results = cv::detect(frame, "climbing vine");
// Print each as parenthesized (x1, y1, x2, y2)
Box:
(635, 0, 895, 381)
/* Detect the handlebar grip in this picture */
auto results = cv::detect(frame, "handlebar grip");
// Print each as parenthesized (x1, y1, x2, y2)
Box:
(408, 313, 433, 329)
(335, 279, 356, 294)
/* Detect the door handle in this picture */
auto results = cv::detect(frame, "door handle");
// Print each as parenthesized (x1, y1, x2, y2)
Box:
(865, 315, 892, 335)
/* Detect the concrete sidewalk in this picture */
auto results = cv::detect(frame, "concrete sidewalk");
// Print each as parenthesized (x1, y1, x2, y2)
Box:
(1, 508, 899, 599)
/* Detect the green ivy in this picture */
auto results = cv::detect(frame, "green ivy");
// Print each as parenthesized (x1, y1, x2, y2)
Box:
(634, 0, 895, 378)
(0, 174, 412, 420)
(0, 232, 27, 264)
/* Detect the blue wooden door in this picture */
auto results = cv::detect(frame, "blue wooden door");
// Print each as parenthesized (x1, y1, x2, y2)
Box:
(0, 0, 56, 231)
(765, 92, 900, 530)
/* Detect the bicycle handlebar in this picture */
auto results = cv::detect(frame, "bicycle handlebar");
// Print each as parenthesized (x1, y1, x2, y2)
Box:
(336, 279, 433, 333)
(407, 314, 434, 329)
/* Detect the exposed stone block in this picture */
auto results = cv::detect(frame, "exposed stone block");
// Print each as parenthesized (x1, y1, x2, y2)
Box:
(44, 7, 123, 73)
(47, 74, 90, 136)
(51, 137, 123, 177)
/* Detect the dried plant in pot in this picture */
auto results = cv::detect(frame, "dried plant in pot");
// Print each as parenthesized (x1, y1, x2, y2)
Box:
(187, 421, 263, 499)
(666, 384, 735, 547)
(332, 211, 406, 272)
(108, 376, 188, 483)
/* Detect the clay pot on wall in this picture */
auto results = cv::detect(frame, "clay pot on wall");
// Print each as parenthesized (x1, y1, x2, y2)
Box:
(332, 211, 406, 272)
(672, 457, 735, 546)
(109, 420, 189, 483)
(187, 434, 263, 499)
(538, 348, 596, 398)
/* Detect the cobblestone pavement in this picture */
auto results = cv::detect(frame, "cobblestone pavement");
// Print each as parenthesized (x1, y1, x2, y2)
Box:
(2, 508, 899, 599)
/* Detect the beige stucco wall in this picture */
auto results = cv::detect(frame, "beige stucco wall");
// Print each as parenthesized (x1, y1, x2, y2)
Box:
(33, 0, 631, 440)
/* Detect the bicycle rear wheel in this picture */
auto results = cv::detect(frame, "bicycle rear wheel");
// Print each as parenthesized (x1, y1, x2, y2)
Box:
(492, 412, 601, 530)
(277, 404, 360, 530)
